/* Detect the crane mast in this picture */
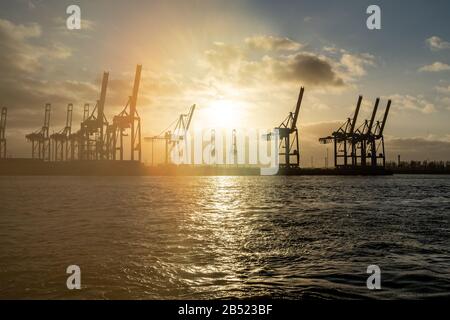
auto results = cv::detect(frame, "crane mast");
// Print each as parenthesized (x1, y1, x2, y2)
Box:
(0, 107, 7, 159)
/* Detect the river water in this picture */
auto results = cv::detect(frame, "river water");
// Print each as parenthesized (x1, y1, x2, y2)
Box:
(0, 175, 449, 299)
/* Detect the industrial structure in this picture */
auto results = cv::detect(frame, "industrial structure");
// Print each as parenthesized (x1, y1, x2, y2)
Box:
(109, 64, 143, 161)
(145, 104, 196, 165)
(77, 71, 109, 160)
(26, 103, 51, 161)
(319, 96, 391, 169)
(0, 107, 6, 159)
(266, 86, 304, 168)
(2, 66, 400, 176)
(68, 104, 90, 161)
(50, 104, 73, 161)
(23, 64, 144, 163)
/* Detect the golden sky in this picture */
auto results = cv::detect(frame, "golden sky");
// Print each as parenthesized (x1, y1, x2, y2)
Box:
(1, 0, 450, 164)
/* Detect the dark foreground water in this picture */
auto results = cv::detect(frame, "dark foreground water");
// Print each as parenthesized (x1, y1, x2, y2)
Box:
(0, 175, 449, 299)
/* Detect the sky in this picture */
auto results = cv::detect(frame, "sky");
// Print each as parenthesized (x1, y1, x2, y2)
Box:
(1, 0, 450, 165)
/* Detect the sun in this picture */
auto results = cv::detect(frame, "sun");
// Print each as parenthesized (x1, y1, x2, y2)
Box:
(203, 99, 239, 129)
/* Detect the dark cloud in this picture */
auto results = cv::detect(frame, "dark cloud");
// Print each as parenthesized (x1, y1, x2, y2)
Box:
(269, 53, 344, 87)
(202, 39, 346, 88)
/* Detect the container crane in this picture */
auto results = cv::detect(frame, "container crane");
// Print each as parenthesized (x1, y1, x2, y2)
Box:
(266, 86, 304, 168)
(68, 103, 89, 161)
(354, 98, 379, 166)
(51, 104, 73, 161)
(26, 103, 51, 160)
(319, 97, 391, 169)
(79, 72, 109, 160)
(0, 107, 6, 159)
(370, 99, 391, 167)
(144, 104, 196, 165)
(319, 96, 362, 167)
(109, 65, 142, 161)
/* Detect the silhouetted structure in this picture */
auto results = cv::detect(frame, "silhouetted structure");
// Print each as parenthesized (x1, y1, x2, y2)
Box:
(0, 107, 6, 159)
(23, 65, 144, 163)
(319, 96, 391, 169)
(26, 104, 51, 161)
(108, 64, 143, 161)
(68, 104, 90, 161)
(50, 104, 73, 161)
(266, 86, 304, 168)
(78, 72, 109, 160)
(145, 104, 196, 165)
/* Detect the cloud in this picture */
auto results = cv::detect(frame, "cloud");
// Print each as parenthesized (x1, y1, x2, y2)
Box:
(245, 35, 303, 52)
(384, 94, 436, 114)
(443, 99, 450, 111)
(0, 18, 184, 135)
(426, 36, 450, 51)
(52, 17, 96, 37)
(339, 53, 375, 79)
(204, 42, 243, 72)
(267, 53, 344, 87)
(0, 19, 42, 74)
(322, 46, 339, 54)
(0, 18, 41, 38)
(0, 18, 71, 76)
(202, 38, 360, 89)
(0, 18, 96, 132)
(27, 0, 44, 10)
(436, 85, 450, 94)
(418, 62, 450, 72)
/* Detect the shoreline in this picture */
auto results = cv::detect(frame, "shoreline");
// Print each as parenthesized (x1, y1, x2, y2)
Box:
(1, 158, 449, 176)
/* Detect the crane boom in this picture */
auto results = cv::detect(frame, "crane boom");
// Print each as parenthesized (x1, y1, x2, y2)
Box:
(186, 104, 196, 131)
(378, 99, 391, 137)
(66, 104, 73, 134)
(97, 72, 109, 125)
(129, 65, 142, 117)
(349, 96, 362, 134)
(367, 98, 379, 135)
(44, 103, 51, 136)
(291, 87, 304, 131)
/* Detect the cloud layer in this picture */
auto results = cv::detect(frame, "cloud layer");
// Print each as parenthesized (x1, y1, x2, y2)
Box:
(419, 62, 450, 72)
(426, 36, 450, 51)
(202, 36, 375, 90)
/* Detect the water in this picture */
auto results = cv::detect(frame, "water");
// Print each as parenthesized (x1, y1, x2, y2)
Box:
(0, 175, 449, 299)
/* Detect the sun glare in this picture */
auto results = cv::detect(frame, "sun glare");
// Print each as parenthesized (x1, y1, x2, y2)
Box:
(203, 100, 239, 129)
